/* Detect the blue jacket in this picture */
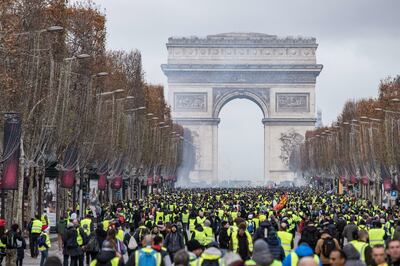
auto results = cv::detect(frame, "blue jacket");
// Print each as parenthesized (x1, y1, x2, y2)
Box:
(282, 244, 322, 266)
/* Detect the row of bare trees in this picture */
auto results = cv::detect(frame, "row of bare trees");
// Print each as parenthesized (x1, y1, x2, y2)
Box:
(0, 0, 187, 225)
(293, 76, 400, 199)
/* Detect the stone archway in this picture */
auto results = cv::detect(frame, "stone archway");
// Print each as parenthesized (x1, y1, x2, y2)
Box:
(212, 88, 270, 119)
(212, 88, 270, 183)
(162, 32, 323, 185)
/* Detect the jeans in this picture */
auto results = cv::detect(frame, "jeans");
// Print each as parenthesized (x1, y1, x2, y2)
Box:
(16, 258, 23, 266)
(30, 233, 40, 258)
(40, 249, 48, 266)
(85, 252, 97, 265)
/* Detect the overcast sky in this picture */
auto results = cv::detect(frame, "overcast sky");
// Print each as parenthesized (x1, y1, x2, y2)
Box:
(94, 0, 400, 180)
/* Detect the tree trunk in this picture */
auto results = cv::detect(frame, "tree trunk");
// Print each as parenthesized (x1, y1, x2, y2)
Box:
(15, 139, 25, 226)
(37, 169, 44, 216)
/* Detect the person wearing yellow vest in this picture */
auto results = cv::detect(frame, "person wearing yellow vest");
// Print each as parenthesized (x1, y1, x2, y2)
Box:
(350, 230, 374, 264)
(80, 215, 92, 237)
(126, 235, 162, 266)
(277, 223, 294, 256)
(90, 240, 123, 266)
(76, 203, 80, 217)
(203, 220, 214, 246)
(231, 223, 253, 260)
(369, 222, 386, 247)
(30, 215, 43, 258)
(192, 246, 223, 266)
(41, 210, 49, 226)
(73, 220, 87, 266)
(38, 225, 51, 266)
(189, 217, 196, 233)
(115, 223, 124, 242)
(181, 209, 189, 230)
(282, 243, 320, 266)
(191, 224, 207, 247)
(196, 211, 206, 227)
(155, 209, 164, 225)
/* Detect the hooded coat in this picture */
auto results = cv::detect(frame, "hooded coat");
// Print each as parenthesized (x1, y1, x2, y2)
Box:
(94, 248, 123, 266)
(265, 230, 285, 261)
(164, 228, 184, 253)
(343, 244, 367, 266)
(253, 221, 271, 241)
(252, 239, 274, 266)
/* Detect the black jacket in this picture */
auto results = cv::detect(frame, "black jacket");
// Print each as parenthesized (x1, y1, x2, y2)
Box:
(63, 226, 83, 257)
(219, 227, 230, 249)
(164, 232, 184, 253)
(94, 249, 123, 266)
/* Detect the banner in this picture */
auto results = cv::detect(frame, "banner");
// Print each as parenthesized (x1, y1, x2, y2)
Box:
(147, 175, 153, 186)
(111, 176, 122, 190)
(61, 170, 75, 188)
(1, 113, 21, 190)
(98, 174, 107, 190)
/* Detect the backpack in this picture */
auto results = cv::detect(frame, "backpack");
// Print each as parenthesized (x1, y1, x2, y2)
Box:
(37, 234, 46, 247)
(247, 221, 255, 234)
(322, 237, 336, 258)
(16, 239, 23, 248)
(137, 249, 158, 266)
(128, 234, 138, 250)
(6, 233, 17, 249)
(85, 236, 100, 253)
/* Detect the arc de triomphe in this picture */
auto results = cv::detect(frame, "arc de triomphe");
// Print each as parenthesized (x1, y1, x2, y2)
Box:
(162, 33, 323, 184)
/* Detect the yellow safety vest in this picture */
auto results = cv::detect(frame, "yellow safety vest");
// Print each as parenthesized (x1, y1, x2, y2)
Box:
(134, 248, 161, 266)
(291, 253, 320, 266)
(156, 211, 164, 224)
(232, 231, 253, 253)
(277, 231, 293, 256)
(90, 257, 120, 266)
(192, 230, 207, 246)
(116, 229, 124, 242)
(259, 214, 267, 222)
(165, 214, 171, 223)
(203, 226, 214, 245)
(189, 218, 196, 232)
(80, 218, 92, 236)
(31, 219, 43, 234)
(350, 240, 368, 262)
(77, 228, 83, 246)
(182, 212, 189, 223)
(369, 228, 385, 246)
(38, 233, 51, 251)
(196, 216, 206, 226)
(231, 211, 238, 220)
(41, 215, 48, 226)
(218, 209, 224, 219)
(252, 217, 260, 229)
(103, 220, 110, 231)
(0, 239, 5, 248)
